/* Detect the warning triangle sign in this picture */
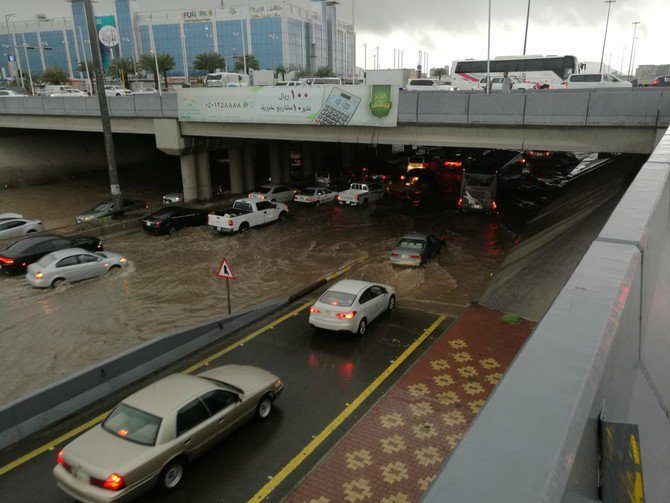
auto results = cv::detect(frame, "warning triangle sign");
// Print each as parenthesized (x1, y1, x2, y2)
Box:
(216, 258, 235, 280)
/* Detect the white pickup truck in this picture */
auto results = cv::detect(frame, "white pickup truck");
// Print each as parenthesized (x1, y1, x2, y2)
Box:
(337, 183, 387, 207)
(208, 198, 288, 234)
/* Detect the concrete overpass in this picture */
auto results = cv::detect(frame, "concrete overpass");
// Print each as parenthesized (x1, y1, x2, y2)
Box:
(1, 88, 668, 201)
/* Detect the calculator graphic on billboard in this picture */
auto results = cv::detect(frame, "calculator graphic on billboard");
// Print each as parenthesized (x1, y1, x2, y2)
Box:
(313, 88, 362, 126)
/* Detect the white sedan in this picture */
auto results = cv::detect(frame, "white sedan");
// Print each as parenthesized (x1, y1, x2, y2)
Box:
(294, 187, 339, 206)
(0, 215, 43, 239)
(50, 88, 88, 97)
(26, 248, 128, 288)
(309, 279, 396, 336)
(248, 184, 296, 204)
(104, 85, 132, 97)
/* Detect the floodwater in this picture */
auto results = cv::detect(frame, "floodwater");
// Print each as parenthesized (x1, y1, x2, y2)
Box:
(0, 179, 510, 405)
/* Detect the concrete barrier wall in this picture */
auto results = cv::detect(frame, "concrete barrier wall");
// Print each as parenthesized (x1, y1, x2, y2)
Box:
(424, 127, 670, 502)
(0, 89, 667, 129)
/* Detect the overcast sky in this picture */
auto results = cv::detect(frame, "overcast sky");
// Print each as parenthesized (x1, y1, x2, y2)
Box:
(11, 0, 668, 72)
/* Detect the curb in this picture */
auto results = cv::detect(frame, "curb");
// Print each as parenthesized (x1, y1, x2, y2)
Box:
(0, 255, 367, 452)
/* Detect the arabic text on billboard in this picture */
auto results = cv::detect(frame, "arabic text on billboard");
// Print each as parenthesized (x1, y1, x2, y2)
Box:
(249, 5, 282, 19)
(178, 86, 398, 127)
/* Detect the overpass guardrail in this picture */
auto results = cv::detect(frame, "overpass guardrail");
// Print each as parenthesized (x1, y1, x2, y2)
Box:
(0, 88, 667, 129)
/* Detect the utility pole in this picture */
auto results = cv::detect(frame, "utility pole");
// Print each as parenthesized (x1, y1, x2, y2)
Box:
(82, 0, 124, 217)
(522, 0, 531, 55)
(630, 37, 639, 79)
(599, 0, 615, 73)
(363, 42, 367, 70)
(240, 19, 247, 74)
(620, 46, 625, 75)
(486, 0, 491, 94)
(20, 33, 34, 95)
(147, 15, 162, 95)
(375, 46, 379, 69)
(4, 13, 23, 90)
(78, 26, 91, 94)
(627, 21, 639, 77)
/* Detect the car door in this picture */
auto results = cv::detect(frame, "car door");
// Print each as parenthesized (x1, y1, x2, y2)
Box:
(77, 253, 107, 279)
(358, 288, 377, 321)
(369, 285, 388, 319)
(0, 220, 26, 239)
(176, 398, 215, 459)
(199, 389, 246, 444)
(55, 255, 84, 282)
(276, 186, 292, 203)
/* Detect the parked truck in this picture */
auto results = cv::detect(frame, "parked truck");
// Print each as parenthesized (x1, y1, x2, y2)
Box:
(207, 198, 288, 234)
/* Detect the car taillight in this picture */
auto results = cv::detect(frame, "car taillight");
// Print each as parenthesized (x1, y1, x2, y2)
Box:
(103, 473, 125, 491)
(155, 220, 162, 226)
(355, 195, 359, 201)
(310, 306, 320, 314)
(227, 219, 233, 226)
(422, 162, 427, 168)
(337, 311, 357, 319)
(492, 201, 498, 211)
(401, 175, 406, 181)
(651, 79, 659, 86)
(0, 256, 14, 265)
(458, 198, 463, 207)
(35, 272, 43, 279)
(336, 194, 340, 200)
(444, 161, 463, 168)
(391, 253, 400, 258)
(409, 254, 421, 259)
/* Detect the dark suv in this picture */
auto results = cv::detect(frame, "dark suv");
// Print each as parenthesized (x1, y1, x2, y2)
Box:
(0, 234, 103, 274)
(651, 76, 670, 87)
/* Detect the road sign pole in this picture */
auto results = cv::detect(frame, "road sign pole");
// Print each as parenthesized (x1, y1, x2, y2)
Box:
(226, 278, 231, 315)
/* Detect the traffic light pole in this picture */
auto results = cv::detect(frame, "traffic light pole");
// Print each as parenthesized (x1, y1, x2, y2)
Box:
(82, 0, 124, 217)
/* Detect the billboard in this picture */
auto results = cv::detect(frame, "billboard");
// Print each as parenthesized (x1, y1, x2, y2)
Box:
(178, 85, 399, 127)
(95, 16, 118, 69)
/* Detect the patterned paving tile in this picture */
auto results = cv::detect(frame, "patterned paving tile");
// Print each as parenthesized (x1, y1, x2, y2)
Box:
(287, 306, 535, 503)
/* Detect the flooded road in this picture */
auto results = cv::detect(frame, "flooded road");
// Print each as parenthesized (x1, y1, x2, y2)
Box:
(0, 200, 509, 405)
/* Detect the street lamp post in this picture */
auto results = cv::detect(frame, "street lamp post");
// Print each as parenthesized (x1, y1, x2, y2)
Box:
(4, 13, 23, 89)
(375, 46, 379, 69)
(148, 15, 162, 95)
(627, 21, 640, 77)
(522, 0, 531, 55)
(20, 33, 34, 95)
(363, 42, 367, 70)
(630, 36, 639, 79)
(82, 0, 124, 217)
(240, 19, 247, 74)
(486, 0, 492, 94)
(599, 0, 615, 73)
(78, 26, 91, 94)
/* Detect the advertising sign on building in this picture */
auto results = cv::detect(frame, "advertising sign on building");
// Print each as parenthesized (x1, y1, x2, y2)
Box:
(249, 5, 283, 18)
(95, 16, 118, 69)
(181, 9, 215, 23)
(178, 85, 399, 127)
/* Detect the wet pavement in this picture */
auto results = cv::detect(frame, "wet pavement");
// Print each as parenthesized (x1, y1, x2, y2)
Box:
(0, 196, 509, 405)
(0, 301, 449, 503)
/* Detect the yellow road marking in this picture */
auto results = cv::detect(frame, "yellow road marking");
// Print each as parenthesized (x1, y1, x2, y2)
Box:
(249, 314, 447, 502)
(0, 255, 362, 478)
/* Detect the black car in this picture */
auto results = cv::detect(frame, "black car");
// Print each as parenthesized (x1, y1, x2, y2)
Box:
(142, 206, 207, 235)
(0, 234, 103, 274)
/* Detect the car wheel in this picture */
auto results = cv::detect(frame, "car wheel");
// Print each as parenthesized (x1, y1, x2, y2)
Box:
(361, 199, 368, 207)
(357, 318, 368, 337)
(388, 295, 396, 312)
(315, 201, 321, 208)
(108, 264, 121, 274)
(26, 229, 37, 234)
(278, 211, 288, 222)
(159, 458, 185, 491)
(257, 394, 273, 419)
(51, 278, 65, 289)
(168, 225, 176, 235)
(238, 223, 250, 234)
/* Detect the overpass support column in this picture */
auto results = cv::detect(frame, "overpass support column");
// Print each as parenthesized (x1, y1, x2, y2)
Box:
(281, 142, 291, 182)
(180, 154, 198, 203)
(302, 142, 314, 178)
(229, 146, 244, 195)
(269, 141, 282, 183)
(342, 143, 353, 171)
(243, 144, 255, 192)
(196, 152, 212, 201)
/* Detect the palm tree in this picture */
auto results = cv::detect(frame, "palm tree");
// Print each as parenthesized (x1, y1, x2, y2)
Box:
(233, 54, 259, 74)
(193, 52, 226, 74)
(76, 59, 93, 74)
(107, 57, 136, 88)
(432, 67, 448, 81)
(315, 66, 333, 78)
(38, 66, 69, 85)
(138, 53, 176, 91)
(275, 66, 287, 81)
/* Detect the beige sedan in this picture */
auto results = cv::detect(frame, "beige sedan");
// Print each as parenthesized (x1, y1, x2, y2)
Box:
(53, 365, 283, 502)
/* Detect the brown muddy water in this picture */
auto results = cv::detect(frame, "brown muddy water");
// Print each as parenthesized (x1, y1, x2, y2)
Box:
(0, 182, 510, 404)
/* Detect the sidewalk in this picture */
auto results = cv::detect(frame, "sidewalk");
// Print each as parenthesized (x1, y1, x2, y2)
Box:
(286, 305, 535, 503)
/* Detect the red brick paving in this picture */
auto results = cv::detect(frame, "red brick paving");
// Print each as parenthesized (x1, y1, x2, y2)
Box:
(286, 305, 535, 503)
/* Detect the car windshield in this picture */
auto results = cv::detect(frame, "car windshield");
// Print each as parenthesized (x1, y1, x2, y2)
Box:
(315, 172, 330, 179)
(102, 403, 162, 446)
(396, 238, 425, 249)
(93, 203, 111, 212)
(254, 186, 273, 194)
(464, 174, 495, 187)
(4, 237, 44, 254)
(350, 184, 366, 190)
(37, 253, 58, 267)
(320, 290, 357, 307)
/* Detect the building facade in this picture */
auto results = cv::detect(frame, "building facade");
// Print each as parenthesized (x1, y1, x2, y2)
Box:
(0, 0, 355, 82)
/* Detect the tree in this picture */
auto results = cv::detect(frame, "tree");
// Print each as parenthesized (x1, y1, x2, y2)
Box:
(38, 66, 69, 85)
(275, 66, 287, 81)
(315, 66, 333, 78)
(432, 67, 448, 81)
(107, 57, 136, 88)
(233, 54, 259, 74)
(138, 53, 176, 91)
(193, 52, 226, 74)
(76, 59, 93, 74)
(294, 70, 310, 80)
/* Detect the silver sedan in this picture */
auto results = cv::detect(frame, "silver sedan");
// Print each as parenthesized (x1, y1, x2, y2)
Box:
(0, 215, 43, 239)
(26, 248, 128, 288)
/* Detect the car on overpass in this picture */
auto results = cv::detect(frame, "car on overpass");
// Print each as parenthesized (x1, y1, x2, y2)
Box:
(0, 89, 24, 97)
(0, 215, 43, 239)
(142, 206, 207, 235)
(650, 75, 670, 87)
(104, 85, 132, 97)
(26, 248, 128, 288)
(0, 234, 103, 274)
(562, 73, 632, 89)
(476, 76, 535, 91)
(309, 279, 396, 336)
(405, 79, 445, 91)
(53, 365, 283, 499)
(76, 199, 148, 224)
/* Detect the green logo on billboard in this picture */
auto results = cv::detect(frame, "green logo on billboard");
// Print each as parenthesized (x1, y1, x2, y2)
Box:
(369, 85, 393, 119)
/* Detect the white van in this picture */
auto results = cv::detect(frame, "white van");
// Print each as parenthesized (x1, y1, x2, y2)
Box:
(204, 72, 251, 88)
(44, 85, 76, 96)
(562, 73, 632, 89)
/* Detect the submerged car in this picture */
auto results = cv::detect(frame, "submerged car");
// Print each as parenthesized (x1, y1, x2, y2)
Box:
(142, 206, 207, 235)
(294, 187, 338, 206)
(0, 215, 43, 240)
(162, 192, 184, 205)
(26, 248, 128, 288)
(53, 365, 283, 500)
(76, 199, 147, 224)
(309, 279, 396, 336)
(0, 234, 103, 274)
(389, 232, 445, 267)
(248, 184, 295, 204)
